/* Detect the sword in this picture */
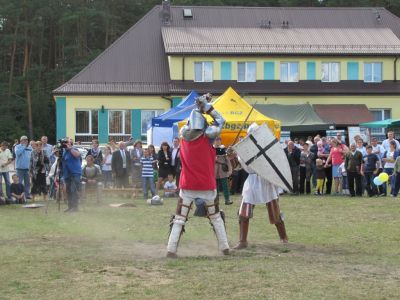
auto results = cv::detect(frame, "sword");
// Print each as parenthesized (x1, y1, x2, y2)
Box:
(230, 101, 257, 146)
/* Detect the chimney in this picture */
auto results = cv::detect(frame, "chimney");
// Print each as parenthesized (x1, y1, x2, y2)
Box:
(161, 0, 171, 25)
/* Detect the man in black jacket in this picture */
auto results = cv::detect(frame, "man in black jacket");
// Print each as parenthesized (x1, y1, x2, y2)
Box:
(345, 143, 364, 197)
(111, 142, 131, 188)
(309, 137, 320, 188)
(284, 141, 301, 195)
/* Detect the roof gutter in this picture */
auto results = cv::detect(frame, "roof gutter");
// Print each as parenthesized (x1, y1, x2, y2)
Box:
(161, 96, 173, 108)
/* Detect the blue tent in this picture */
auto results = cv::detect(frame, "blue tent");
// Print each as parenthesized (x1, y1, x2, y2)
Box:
(147, 91, 198, 145)
(151, 91, 199, 127)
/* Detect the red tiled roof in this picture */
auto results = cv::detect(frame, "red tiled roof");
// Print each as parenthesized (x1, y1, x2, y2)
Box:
(313, 104, 374, 126)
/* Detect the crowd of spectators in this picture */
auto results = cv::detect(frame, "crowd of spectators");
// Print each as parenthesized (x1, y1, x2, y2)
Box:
(1, 130, 399, 207)
(0, 136, 183, 206)
(283, 130, 400, 198)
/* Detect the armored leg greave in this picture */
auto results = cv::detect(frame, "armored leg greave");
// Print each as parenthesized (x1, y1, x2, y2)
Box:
(207, 199, 229, 254)
(267, 200, 288, 243)
(275, 220, 288, 243)
(167, 197, 192, 256)
(209, 213, 230, 254)
(233, 218, 249, 250)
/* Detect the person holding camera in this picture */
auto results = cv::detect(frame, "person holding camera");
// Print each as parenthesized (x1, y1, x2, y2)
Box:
(61, 139, 82, 212)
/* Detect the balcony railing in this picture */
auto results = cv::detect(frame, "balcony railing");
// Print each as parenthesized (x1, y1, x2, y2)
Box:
(74, 134, 98, 144)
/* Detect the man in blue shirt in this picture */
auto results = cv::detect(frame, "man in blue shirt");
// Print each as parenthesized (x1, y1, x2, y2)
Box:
(62, 139, 82, 212)
(15, 136, 32, 198)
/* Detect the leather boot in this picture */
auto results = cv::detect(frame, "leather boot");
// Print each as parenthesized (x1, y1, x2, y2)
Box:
(233, 219, 249, 250)
(275, 221, 288, 243)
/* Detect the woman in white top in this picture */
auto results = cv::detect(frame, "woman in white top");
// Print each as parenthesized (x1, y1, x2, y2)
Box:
(382, 140, 399, 196)
(102, 146, 113, 188)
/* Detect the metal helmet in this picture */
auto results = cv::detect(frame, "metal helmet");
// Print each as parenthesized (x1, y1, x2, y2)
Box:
(147, 195, 163, 205)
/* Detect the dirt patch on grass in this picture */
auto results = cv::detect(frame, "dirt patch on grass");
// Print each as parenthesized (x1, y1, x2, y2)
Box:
(2, 234, 228, 260)
(5, 234, 399, 283)
(75, 265, 174, 287)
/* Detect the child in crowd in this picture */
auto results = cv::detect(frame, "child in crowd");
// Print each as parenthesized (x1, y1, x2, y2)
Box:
(10, 174, 26, 204)
(317, 141, 325, 159)
(140, 148, 156, 199)
(363, 145, 380, 197)
(163, 174, 177, 198)
(315, 158, 325, 195)
(338, 161, 349, 195)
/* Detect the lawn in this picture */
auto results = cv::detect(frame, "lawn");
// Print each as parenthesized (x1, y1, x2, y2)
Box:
(0, 194, 399, 300)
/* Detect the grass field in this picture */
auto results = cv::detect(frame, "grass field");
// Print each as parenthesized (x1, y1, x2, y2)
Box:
(0, 194, 399, 300)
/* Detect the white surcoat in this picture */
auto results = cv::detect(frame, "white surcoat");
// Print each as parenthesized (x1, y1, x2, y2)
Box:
(239, 157, 279, 205)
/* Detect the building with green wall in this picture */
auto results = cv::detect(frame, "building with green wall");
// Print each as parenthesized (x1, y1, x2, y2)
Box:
(54, 3, 400, 143)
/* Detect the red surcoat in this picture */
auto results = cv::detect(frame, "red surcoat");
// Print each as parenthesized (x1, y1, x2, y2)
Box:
(179, 135, 216, 190)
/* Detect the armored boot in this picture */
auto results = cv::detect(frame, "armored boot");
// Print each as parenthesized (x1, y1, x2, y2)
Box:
(209, 213, 230, 255)
(275, 221, 288, 243)
(166, 197, 192, 258)
(233, 219, 249, 250)
(166, 216, 185, 258)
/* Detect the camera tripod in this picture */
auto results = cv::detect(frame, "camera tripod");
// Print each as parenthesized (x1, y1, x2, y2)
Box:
(45, 152, 64, 214)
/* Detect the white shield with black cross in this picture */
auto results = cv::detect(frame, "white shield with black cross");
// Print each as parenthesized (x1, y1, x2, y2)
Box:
(232, 124, 293, 192)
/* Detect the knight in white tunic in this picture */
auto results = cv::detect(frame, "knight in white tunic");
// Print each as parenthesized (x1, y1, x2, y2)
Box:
(230, 123, 288, 249)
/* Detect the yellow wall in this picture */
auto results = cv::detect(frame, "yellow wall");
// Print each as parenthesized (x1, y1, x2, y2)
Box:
(168, 55, 399, 81)
(64, 95, 170, 139)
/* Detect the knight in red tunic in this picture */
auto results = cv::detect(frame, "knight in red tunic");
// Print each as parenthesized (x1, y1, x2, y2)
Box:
(166, 94, 230, 258)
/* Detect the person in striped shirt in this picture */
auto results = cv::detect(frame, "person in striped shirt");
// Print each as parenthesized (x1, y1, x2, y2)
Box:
(141, 148, 156, 199)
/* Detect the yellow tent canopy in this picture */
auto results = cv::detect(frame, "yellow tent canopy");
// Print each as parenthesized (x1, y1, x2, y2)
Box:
(178, 87, 281, 146)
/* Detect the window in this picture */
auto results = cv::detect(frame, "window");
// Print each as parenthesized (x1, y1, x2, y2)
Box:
(183, 8, 193, 18)
(321, 62, 340, 82)
(364, 63, 382, 83)
(238, 62, 256, 82)
(370, 109, 391, 135)
(280, 62, 299, 82)
(109, 110, 131, 135)
(194, 62, 213, 82)
(141, 110, 164, 135)
(75, 110, 98, 135)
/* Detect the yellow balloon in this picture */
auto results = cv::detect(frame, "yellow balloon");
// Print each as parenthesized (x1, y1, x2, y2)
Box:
(378, 172, 389, 183)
